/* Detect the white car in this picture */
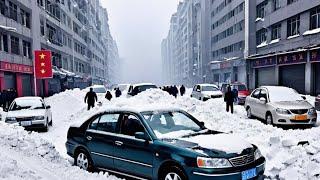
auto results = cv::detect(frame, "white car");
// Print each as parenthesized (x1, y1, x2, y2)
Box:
(245, 86, 317, 126)
(115, 84, 130, 94)
(5, 97, 53, 131)
(191, 84, 223, 101)
(87, 85, 107, 94)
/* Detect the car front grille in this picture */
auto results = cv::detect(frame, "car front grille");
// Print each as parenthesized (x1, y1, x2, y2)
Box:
(16, 117, 33, 122)
(290, 109, 308, 114)
(229, 153, 255, 167)
(211, 95, 222, 98)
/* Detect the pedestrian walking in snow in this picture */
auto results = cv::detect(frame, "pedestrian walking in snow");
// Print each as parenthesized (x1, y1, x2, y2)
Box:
(232, 88, 239, 105)
(180, 85, 186, 96)
(105, 91, 113, 101)
(115, 88, 122, 98)
(224, 86, 235, 114)
(173, 85, 179, 98)
(84, 88, 97, 110)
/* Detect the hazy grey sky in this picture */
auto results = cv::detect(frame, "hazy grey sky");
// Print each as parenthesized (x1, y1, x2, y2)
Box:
(101, 0, 180, 84)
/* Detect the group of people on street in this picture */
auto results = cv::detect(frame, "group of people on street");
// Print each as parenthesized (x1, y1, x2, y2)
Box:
(84, 87, 123, 110)
(0, 89, 18, 110)
(224, 86, 238, 114)
(161, 85, 186, 98)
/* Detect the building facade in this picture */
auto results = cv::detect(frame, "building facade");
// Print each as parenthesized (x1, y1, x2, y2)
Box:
(0, 0, 119, 97)
(246, 0, 320, 95)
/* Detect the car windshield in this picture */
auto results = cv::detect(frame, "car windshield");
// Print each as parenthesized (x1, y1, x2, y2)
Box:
(135, 85, 157, 92)
(142, 111, 204, 139)
(268, 87, 303, 102)
(233, 84, 247, 91)
(93, 87, 106, 93)
(202, 86, 219, 91)
(11, 99, 44, 111)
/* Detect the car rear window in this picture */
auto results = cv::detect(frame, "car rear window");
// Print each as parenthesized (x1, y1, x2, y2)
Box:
(233, 85, 247, 91)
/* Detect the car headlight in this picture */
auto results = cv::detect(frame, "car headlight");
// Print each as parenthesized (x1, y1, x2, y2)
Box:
(34, 116, 45, 120)
(254, 149, 263, 160)
(276, 108, 291, 114)
(308, 108, 317, 115)
(5, 117, 16, 122)
(197, 157, 232, 168)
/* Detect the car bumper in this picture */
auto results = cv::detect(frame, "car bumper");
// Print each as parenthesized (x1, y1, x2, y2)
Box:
(272, 113, 317, 125)
(238, 97, 247, 105)
(189, 160, 265, 180)
(203, 95, 223, 101)
(6, 119, 47, 128)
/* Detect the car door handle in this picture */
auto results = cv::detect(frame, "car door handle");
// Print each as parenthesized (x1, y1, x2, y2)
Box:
(115, 141, 123, 146)
(86, 136, 92, 141)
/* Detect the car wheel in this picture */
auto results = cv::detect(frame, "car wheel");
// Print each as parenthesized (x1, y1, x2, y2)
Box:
(246, 107, 252, 119)
(160, 166, 187, 180)
(75, 150, 93, 172)
(266, 113, 273, 125)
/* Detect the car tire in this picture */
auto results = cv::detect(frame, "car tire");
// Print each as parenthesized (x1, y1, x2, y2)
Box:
(160, 166, 187, 180)
(246, 107, 253, 119)
(266, 113, 274, 125)
(75, 150, 94, 172)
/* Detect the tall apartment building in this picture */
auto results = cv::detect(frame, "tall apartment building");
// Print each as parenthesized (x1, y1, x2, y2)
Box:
(209, 0, 246, 85)
(162, 0, 210, 86)
(0, 0, 119, 97)
(246, 0, 320, 95)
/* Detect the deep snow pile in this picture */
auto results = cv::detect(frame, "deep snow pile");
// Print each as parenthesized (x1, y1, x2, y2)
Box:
(0, 121, 120, 180)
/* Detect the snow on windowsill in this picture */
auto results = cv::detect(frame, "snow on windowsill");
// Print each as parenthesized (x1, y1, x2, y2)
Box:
(269, 38, 280, 44)
(287, 34, 300, 39)
(257, 41, 268, 48)
(255, 17, 264, 22)
(303, 28, 320, 36)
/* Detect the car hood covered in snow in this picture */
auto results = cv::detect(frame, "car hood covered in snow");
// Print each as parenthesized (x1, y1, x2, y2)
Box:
(270, 100, 313, 110)
(162, 132, 253, 156)
(6, 109, 46, 118)
(202, 91, 223, 96)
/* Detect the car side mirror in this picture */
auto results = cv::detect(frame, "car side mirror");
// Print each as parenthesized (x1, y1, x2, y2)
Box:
(135, 132, 149, 141)
(259, 97, 267, 104)
(199, 121, 205, 127)
(46, 105, 51, 109)
(301, 96, 306, 100)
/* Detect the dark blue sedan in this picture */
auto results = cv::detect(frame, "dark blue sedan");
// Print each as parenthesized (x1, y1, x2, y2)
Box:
(66, 108, 265, 180)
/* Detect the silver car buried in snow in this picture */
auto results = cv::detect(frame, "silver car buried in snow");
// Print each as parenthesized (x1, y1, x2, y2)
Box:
(245, 86, 317, 126)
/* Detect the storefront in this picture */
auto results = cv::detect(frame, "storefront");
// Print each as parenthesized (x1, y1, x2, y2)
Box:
(311, 49, 320, 95)
(252, 56, 277, 88)
(210, 59, 246, 85)
(278, 52, 307, 94)
(0, 61, 33, 97)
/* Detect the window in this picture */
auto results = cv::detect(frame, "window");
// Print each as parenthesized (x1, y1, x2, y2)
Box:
(9, 1, 17, 21)
(20, 9, 30, 28)
(2, 34, 8, 52)
(310, 6, 320, 30)
(256, 28, 267, 45)
(252, 89, 260, 99)
(10, 36, 19, 55)
(287, 15, 300, 37)
(40, 20, 44, 36)
(273, 0, 280, 11)
(37, 0, 44, 7)
(0, 0, 6, 15)
(257, 1, 267, 19)
(271, 23, 281, 40)
(259, 89, 268, 100)
(287, 0, 298, 5)
(120, 114, 145, 137)
(88, 117, 100, 130)
(22, 40, 31, 58)
(96, 114, 120, 133)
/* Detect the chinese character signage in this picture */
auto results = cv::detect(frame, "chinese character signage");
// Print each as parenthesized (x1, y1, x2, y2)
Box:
(220, 62, 232, 69)
(252, 56, 276, 68)
(34, 50, 53, 79)
(277, 52, 307, 65)
(0, 61, 33, 74)
(311, 49, 320, 62)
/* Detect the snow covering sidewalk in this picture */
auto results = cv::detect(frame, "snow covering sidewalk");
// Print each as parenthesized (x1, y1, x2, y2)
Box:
(0, 122, 120, 180)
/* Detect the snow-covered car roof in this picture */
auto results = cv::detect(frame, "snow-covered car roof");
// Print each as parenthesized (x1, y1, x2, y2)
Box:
(89, 85, 106, 88)
(131, 83, 156, 87)
(94, 107, 183, 115)
(14, 97, 43, 101)
(196, 84, 218, 87)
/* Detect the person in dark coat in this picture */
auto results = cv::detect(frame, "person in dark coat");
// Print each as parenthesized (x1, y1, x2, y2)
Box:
(224, 86, 235, 114)
(180, 85, 186, 96)
(173, 85, 179, 98)
(84, 88, 97, 110)
(232, 88, 239, 104)
(115, 88, 122, 98)
(105, 91, 113, 101)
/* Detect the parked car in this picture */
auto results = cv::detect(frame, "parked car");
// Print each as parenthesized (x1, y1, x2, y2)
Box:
(66, 108, 265, 180)
(245, 86, 317, 126)
(316, 95, 320, 111)
(114, 84, 130, 94)
(191, 84, 223, 101)
(87, 85, 107, 94)
(221, 82, 250, 105)
(127, 83, 157, 97)
(5, 97, 52, 131)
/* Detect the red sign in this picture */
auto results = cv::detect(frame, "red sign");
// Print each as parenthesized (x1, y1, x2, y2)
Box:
(0, 61, 33, 74)
(34, 50, 53, 79)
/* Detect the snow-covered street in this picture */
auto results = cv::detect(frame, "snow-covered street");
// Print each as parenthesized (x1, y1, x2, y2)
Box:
(1, 88, 320, 179)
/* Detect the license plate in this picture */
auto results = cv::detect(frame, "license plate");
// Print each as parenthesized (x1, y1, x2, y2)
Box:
(295, 115, 307, 120)
(242, 168, 257, 180)
(20, 121, 32, 127)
